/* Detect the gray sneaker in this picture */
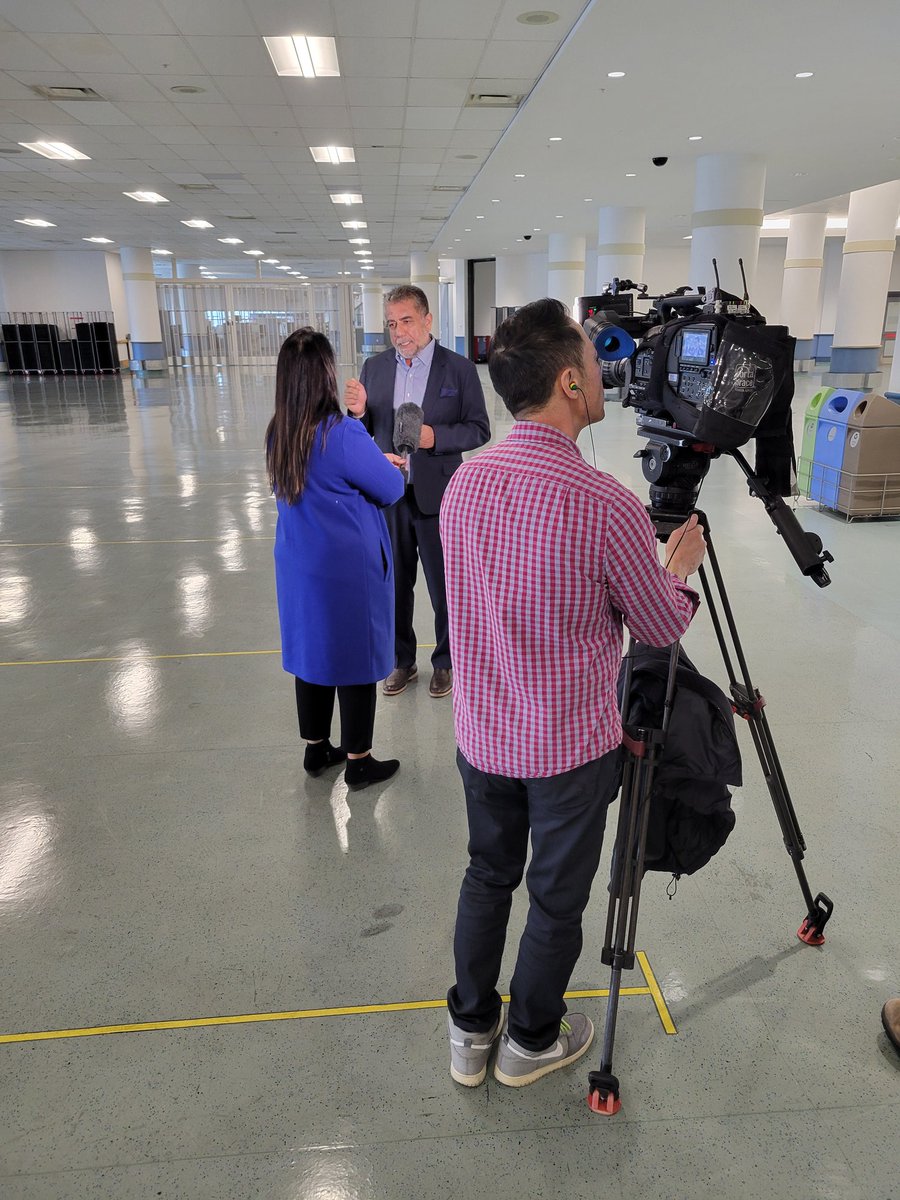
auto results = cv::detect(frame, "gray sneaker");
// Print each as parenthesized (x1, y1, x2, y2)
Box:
(448, 1011, 504, 1087)
(493, 1013, 594, 1087)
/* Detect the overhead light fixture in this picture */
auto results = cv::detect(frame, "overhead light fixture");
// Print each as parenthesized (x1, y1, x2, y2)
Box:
(348, 238, 370, 244)
(625, 173, 636, 177)
(514, 173, 526, 179)
(342, 220, 367, 229)
(124, 190, 168, 204)
(243, 249, 265, 256)
(555, 214, 563, 218)
(151, 248, 172, 255)
(476, 215, 485, 220)
(15, 217, 56, 227)
(360, 264, 374, 270)
(330, 193, 363, 205)
(491, 199, 500, 203)
(683, 234, 692, 239)
(19, 140, 90, 161)
(464, 228, 472, 232)
(548, 136, 562, 142)
(204, 275, 218, 279)
(262, 258, 280, 264)
(171, 84, 206, 94)
(688, 135, 703, 141)
(263, 35, 340, 78)
(276, 264, 292, 270)
(354, 250, 372, 256)
(310, 145, 355, 164)
(607, 71, 626, 78)
(584, 198, 593, 202)
(181, 218, 214, 229)
(83, 236, 114, 243)
(533, 227, 541, 232)
(795, 71, 814, 79)
(218, 237, 244, 244)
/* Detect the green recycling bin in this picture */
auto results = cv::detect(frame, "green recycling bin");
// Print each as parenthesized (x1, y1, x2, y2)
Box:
(797, 387, 832, 496)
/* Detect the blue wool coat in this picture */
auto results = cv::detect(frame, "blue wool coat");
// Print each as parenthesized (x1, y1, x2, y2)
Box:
(274, 416, 405, 685)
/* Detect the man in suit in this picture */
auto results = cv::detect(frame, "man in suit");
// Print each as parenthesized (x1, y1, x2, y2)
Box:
(344, 285, 490, 698)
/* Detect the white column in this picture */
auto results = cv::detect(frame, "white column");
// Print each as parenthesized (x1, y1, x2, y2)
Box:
(780, 212, 827, 365)
(690, 154, 766, 298)
(362, 281, 386, 358)
(410, 251, 440, 329)
(546, 234, 585, 310)
(120, 246, 166, 370)
(496, 255, 536, 308)
(827, 180, 900, 385)
(596, 208, 645, 293)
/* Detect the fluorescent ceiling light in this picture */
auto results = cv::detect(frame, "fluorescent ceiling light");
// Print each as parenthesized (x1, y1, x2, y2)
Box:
(360, 264, 374, 269)
(342, 220, 367, 229)
(15, 217, 56, 227)
(19, 140, 90, 161)
(353, 250, 372, 256)
(607, 71, 626, 78)
(124, 190, 168, 203)
(310, 145, 355, 164)
(330, 193, 363, 205)
(243, 249, 265, 255)
(276, 264, 292, 270)
(218, 237, 244, 244)
(181, 218, 214, 229)
(688, 135, 703, 141)
(262, 258, 280, 264)
(548, 136, 562, 142)
(83, 236, 114, 243)
(514, 173, 525, 179)
(151, 248, 172, 255)
(795, 71, 814, 79)
(263, 35, 340, 78)
(625, 173, 636, 177)
(683, 234, 692, 240)
(348, 238, 370, 244)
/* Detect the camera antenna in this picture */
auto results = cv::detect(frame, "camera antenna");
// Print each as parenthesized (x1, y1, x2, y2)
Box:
(711, 257, 721, 295)
(738, 257, 749, 303)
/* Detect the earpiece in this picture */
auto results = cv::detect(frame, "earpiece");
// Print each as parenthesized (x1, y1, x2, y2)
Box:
(569, 381, 580, 391)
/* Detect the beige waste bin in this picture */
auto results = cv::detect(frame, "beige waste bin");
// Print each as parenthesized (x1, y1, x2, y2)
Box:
(835, 393, 900, 516)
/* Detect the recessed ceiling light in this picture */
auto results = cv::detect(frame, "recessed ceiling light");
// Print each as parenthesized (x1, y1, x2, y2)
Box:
(243, 249, 265, 256)
(607, 71, 626, 78)
(171, 85, 206, 94)
(354, 250, 372, 256)
(533, 227, 541, 232)
(517, 11, 559, 25)
(555, 214, 563, 218)
(262, 258, 280, 263)
(688, 135, 703, 141)
(683, 234, 692, 239)
(795, 71, 814, 79)
(491, 199, 500, 203)
(348, 237, 370, 244)
(124, 190, 168, 204)
(514, 173, 525, 179)
(15, 217, 56, 227)
(342, 220, 367, 229)
(330, 193, 363, 205)
(793, 171, 808, 177)
(218, 237, 243, 244)
(182, 218, 214, 229)
(584, 198, 593, 202)
(263, 35, 340, 78)
(548, 136, 562, 142)
(454, 238, 461, 242)
(310, 145, 355, 164)
(204, 275, 218, 279)
(83, 236, 114, 243)
(276, 264, 292, 270)
(476, 215, 485, 219)
(19, 140, 90, 161)
(625, 173, 636, 177)
(516, 238, 523, 242)
(151, 248, 172, 255)
(464, 228, 471, 232)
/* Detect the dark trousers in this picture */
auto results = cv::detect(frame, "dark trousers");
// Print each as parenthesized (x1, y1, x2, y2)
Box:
(385, 486, 450, 670)
(448, 748, 621, 1052)
(294, 677, 377, 755)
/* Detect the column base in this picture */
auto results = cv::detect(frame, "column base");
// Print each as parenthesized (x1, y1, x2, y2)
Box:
(820, 372, 877, 391)
(128, 360, 169, 375)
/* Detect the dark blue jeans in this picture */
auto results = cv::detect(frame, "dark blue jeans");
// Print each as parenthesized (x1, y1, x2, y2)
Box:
(448, 748, 621, 1052)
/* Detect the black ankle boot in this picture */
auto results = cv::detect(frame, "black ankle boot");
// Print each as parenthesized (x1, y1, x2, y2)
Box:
(304, 740, 347, 777)
(344, 755, 400, 790)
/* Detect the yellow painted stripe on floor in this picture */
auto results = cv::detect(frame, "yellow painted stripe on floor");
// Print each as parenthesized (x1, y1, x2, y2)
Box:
(0, 537, 274, 548)
(0, 650, 281, 667)
(637, 950, 677, 1035)
(0, 988, 652, 1045)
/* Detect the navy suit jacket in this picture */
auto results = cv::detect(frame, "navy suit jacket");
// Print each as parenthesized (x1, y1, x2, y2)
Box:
(358, 341, 490, 515)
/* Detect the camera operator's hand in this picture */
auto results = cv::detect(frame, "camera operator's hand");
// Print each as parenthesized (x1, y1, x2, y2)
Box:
(665, 513, 706, 582)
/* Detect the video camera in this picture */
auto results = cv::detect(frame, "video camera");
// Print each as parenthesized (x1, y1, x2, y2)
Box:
(575, 265, 833, 586)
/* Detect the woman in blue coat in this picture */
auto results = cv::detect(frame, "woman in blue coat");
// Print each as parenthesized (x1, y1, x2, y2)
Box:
(266, 328, 405, 789)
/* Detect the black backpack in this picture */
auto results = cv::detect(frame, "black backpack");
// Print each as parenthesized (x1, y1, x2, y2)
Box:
(617, 644, 742, 878)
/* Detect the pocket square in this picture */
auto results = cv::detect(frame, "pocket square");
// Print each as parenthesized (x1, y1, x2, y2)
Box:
(439, 386, 458, 398)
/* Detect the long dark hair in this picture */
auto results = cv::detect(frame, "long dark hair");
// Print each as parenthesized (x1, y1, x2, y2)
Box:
(265, 327, 341, 503)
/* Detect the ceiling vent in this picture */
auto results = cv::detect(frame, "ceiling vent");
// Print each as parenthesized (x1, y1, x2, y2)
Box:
(433, 185, 467, 193)
(465, 92, 523, 108)
(31, 85, 104, 101)
(179, 183, 216, 191)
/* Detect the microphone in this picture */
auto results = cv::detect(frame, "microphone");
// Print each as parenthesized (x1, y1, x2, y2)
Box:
(393, 402, 424, 457)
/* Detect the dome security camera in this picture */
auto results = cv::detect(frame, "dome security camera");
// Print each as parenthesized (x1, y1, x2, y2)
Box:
(523, 233, 532, 240)
(652, 156, 669, 167)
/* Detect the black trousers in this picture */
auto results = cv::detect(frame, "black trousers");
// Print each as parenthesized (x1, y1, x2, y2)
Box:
(385, 486, 450, 670)
(448, 748, 621, 1052)
(294, 677, 377, 755)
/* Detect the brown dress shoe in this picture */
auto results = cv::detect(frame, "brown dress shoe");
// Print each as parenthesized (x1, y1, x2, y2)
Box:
(882, 998, 900, 1053)
(429, 667, 452, 698)
(383, 665, 417, 696)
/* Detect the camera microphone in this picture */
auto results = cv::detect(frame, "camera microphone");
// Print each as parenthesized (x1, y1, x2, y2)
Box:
(393, 402, 424, 457)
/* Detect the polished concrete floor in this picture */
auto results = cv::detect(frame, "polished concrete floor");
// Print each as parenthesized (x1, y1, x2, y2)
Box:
(0, 361, 898, 1200)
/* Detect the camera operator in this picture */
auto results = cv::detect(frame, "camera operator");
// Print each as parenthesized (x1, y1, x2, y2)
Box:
(440, 297, 706, 1089)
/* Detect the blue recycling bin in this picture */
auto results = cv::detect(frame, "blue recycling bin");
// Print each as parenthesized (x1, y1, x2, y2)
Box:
(809, 389, 866, 508)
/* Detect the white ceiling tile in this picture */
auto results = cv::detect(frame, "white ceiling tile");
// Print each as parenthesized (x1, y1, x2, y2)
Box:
(4, 100, 82, 125)
(349, 107, 404, 131)
(410, 39, 484, 80)
(116, 101, 190, 125)
(455, 106, 513, 131)
(146, 125, 212, 145)
(415, 0, 504, 40)
(406, 78, 470, 108)
(238, 105, 295, 129)
(405, 107, 460, 131)
(142, 74, 223, 102)
(184, 35, 273, 76)
(172, 102, 242, 126)
(476, 41, 555, 78)
(292, 106, 352, 130)
(0, 76, 35, 101)
(31, 33, 138, 74)
(0, 33, 73, 71)
(74, 0, 180, 36)
(402, 129, 453, 150)
(493, 0, 586, 40)
(105, 35, 206, 76)
(245, 0, 335, 35)
(447, 128, 501, 149)
(400, 147, 447, 165)
(214, 75, 286, 107)
(339, 38, 411, 78)
(3, 1, 96, 34)
(159, 0, 256, 36)
(332, 0, 417, 38)
(278, 77, 348, 108)
(343, 77, 407, 108)
(54, 99, 135, 123)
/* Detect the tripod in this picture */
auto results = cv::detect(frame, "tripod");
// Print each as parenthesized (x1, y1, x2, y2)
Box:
(587, 454, 835, 1116)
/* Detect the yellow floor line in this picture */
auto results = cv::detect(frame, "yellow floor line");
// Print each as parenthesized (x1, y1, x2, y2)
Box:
(1, 537, 274, 548)
(2, 648, 440, 666)
(637, 950, 677, 1034)
(1, 988, 653, 1045)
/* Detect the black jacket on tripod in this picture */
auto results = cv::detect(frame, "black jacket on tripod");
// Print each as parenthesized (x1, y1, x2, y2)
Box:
(617, 644, 742, 877)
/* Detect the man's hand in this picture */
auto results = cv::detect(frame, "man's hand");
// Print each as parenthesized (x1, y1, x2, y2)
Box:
(665, 513, 706, 581)
(384, 452, 407, 470)
(344, 377, 367, 416)
(419, 423, 435, 450)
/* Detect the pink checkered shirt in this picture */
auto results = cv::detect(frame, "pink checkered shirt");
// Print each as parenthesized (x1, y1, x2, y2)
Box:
(440, 422, 699, 778)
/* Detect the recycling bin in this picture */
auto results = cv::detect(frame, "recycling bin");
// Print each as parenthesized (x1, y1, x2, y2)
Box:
(797, 387, 832, 497)
(835, 393, 900, 516)
(809, 389, 866, 508)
